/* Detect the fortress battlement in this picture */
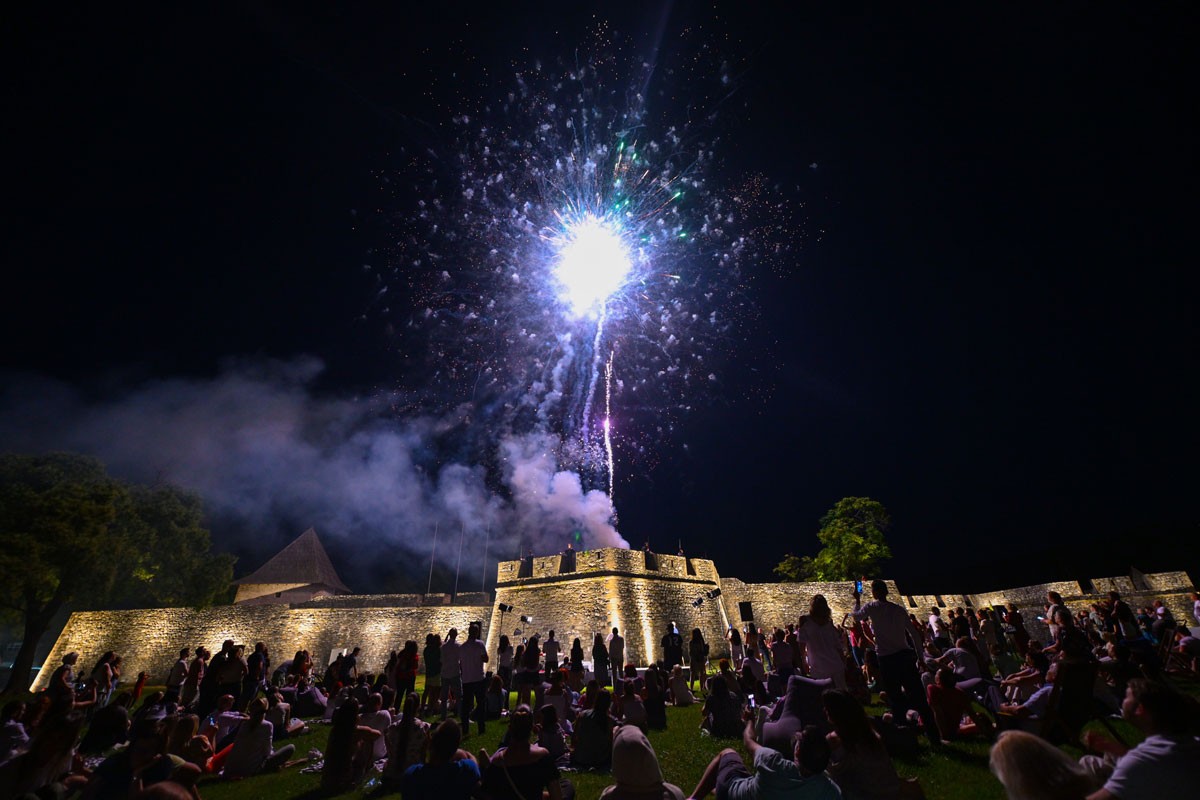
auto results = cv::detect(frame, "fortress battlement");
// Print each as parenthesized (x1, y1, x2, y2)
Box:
(30, 544, 1196, 691)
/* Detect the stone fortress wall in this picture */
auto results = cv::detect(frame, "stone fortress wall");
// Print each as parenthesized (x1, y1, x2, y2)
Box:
(32, 548, 1195, 691)
(31, 595, 491, 692)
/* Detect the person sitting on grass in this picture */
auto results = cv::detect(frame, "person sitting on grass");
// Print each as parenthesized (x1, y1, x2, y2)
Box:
(402, 719, 479, 800)
(997, 662, 1061, 731)
(358, 692, 392, 761)
(668, 665, 695, 706)
(700, 676, 742, 739)
(1078, 679, 1200, 799)
(619, 682, 648, 730)
(265, 690, 306, 738)
(485, 674, 507, 720)
(479, 705, 567, 800)
(760, 674, 833, 752)
(0, 713, 88, 799)
(205, 694, 246, 751)
(537, 704, 573, 767)
(823, 688, 917, 800)
(644, 665, 668, 730)
(989, 729, 1097, 800)
(572, 688, 615, 768)
(321, 698, 380, 793)
(382, 692, 429, 790)
(685, 717, 840, 800)
(925, 668, 994, 742)
(999, 644, 1050, 703)
(86, 718, 175, 798)
(602, 722, 685, 800)
(222, 697, 295, 778)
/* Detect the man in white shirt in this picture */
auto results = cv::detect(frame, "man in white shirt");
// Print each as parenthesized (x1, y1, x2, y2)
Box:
(440, 628, 462, 721)
(542, 630, 561, 676)
(164, 647, 190, 704)
(359, 692, 392, 760)
(1081, 678, 1200, 799)
(853, 579, 942, 746)
(458, 623, 490, 735)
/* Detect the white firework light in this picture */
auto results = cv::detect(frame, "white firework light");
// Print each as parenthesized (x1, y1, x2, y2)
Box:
(376, 47, 769, 535)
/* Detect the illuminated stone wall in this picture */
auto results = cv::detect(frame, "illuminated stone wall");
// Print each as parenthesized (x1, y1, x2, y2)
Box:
(31, 602, 490, 692)
(34, 547, 1195, 691)
(487, 551, 726, 667)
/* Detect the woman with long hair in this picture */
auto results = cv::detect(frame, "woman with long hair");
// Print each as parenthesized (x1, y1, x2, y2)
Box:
(497, 634, 514, 690)
(571, 689, 613, 768)
(321, 697, 380, 793)
(480, 705, 565, 800)
(592, 632, 611, 687)
(989, 730, 1096, 800)
(822, 689, 905, 800)
(517, 636, 542, 707)
(89, 652, 115, 707)
(727, 626, 744, 664)
(688, 628, 709, 695)
(382, 692, 429, 790)
(568, 637, 586, 692)
(394, 640, 420, 701)
(796, 594, 850, 689)
(699, 676, 740, 738)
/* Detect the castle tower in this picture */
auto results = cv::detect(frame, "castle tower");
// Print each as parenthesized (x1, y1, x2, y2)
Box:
(232, 528, 351, 605)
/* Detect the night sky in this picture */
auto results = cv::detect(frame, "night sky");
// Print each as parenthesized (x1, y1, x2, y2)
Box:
(4, 4, 1196, 594)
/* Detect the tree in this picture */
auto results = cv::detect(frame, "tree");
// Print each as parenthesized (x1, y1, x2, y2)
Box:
(0, 453, 234, 691)
(114, 485, 234, 609)
(774, 496, 893, 582)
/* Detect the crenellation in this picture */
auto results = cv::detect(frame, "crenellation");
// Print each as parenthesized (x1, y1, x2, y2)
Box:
(32, 547, 1195, 691)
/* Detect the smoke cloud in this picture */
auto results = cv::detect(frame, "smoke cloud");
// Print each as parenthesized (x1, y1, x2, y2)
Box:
(0, 358, 628, 592)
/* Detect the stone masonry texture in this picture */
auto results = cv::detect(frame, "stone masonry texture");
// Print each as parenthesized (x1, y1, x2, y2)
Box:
(32, 549, 1195, 690)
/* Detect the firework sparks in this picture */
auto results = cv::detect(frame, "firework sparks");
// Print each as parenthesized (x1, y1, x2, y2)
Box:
(367, 39, 790, 545)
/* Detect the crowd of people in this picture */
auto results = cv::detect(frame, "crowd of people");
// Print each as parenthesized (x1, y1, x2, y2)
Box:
(2, 586, 1198, 799)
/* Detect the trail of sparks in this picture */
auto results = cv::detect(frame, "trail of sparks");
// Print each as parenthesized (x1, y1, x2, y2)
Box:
(368, 35, 795, 523)
(604, 350, 616, 505)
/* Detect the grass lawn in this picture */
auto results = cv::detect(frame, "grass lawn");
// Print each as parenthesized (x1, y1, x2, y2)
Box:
(192, 684, 1021, 800)
(85, 670, 1199, 800)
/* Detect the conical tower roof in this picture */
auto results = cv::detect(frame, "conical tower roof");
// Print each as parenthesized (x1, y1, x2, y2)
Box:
(232, 527, 350, 593)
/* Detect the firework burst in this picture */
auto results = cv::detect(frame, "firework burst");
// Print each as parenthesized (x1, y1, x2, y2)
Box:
(366, 39, 786, 536)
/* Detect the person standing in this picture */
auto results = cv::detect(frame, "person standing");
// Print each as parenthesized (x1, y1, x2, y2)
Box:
(661, 623, 684, 669)
(795, 595, 849, 689)
(459, 624, 490, 736)
(607, 628, 625, 677)
(852, 579, 941, 746)
(542, 631, 561, 677)
(440, 629, 463, 720)
(592, 633, 611, 687)
(164, 648, 190, 705)
(688, 629, 709, 695)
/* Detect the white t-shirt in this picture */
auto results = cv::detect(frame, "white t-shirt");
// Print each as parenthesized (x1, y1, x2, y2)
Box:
(359, 709, 392, 760)
(795, 621, 845, 680)
(223, 720, 274, 777)
(855, 600, 915, 657)
(215, 711, 245, 744)
(459, 639, 488, 683)
(1105, 734, 1200, 799)
(942, 647, 982, 680)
